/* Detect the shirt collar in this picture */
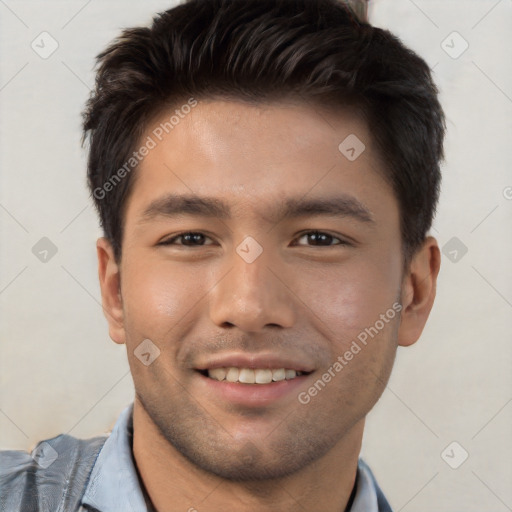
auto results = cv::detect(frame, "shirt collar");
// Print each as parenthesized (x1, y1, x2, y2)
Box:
(81, 402, 386, 512)
(81, 402, 148, 512)
(350, 458, 381, 511)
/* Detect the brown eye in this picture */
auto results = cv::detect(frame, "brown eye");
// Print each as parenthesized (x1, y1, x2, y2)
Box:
(159, 232, 212, 246)
(295, 231, 347, 247)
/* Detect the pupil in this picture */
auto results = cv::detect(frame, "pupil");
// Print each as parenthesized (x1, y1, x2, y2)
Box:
(185, 233, 203, 245)
(309, 232, 331, 245)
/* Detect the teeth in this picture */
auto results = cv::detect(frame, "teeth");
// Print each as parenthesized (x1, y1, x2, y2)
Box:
(272, 368, 286, 382)
(239, 368, 255, 384)
(206, 367, 304, 384)
(255, 369, 273, 384)
(285, 369, 297, 380)
(226, 367, 239, 382)
(208, 368, 227, 381)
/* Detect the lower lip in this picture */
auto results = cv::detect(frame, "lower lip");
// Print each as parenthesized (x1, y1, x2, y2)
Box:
(197, 372, 310, 407)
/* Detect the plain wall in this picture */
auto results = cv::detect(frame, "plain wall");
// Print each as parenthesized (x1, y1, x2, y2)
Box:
(1, 1, 511, 510)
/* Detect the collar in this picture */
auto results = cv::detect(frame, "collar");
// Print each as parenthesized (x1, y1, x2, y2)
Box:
(350, 457, 382, 511)
(81, 402, 386, 512)
(81, 403, 148, 512)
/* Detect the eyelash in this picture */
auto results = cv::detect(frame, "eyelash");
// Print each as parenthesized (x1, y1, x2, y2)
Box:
(158, 231, 350, 248)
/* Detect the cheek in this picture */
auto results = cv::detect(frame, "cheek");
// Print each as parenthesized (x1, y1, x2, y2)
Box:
(121, 258, 201, 338)
(294, 252, 401, 341)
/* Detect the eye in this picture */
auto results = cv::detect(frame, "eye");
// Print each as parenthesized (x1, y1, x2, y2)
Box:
(294, 230, 348, 247)
(159, 230, 350, 248)
(158, 232, 214, 246)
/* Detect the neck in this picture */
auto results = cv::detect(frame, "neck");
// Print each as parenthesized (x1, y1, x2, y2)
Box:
(132, 398, 363, 512)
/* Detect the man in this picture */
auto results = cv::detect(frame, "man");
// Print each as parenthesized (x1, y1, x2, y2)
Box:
(0, 0, 445, 510)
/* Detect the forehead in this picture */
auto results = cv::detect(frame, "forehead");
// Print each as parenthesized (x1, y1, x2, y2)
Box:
(125, 98, 394, 219)
(145, 98, 371, 167)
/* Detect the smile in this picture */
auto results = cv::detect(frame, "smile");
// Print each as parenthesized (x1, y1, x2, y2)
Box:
(204, 367, 307, 384)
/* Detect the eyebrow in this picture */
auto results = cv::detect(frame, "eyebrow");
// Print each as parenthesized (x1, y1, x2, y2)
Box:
(139, 193, 374, 225)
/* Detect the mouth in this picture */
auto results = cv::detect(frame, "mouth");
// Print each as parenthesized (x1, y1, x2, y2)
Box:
(194, 354, 315, 406)
(197, 367, 311, 384)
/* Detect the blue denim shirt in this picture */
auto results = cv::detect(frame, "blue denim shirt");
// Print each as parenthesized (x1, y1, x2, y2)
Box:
(80, 403, 392, 511)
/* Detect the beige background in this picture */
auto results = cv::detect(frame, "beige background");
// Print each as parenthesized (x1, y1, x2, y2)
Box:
(1, 1, 511, 510)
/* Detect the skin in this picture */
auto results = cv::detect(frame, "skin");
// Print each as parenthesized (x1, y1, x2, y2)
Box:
(97, 99, 441, 512)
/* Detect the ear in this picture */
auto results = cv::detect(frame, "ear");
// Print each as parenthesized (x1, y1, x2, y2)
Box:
(97, 237, 126, 345)
(397, 236, 441, 347)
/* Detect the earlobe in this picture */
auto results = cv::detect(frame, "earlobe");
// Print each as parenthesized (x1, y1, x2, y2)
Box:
(97, 237, 126, 344)
(397, 236, 441, 347)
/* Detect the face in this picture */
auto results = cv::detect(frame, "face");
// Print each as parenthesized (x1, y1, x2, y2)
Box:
(99, 99, 431, 481)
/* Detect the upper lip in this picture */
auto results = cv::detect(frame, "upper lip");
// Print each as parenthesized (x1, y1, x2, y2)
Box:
(195, 353, 314, 373)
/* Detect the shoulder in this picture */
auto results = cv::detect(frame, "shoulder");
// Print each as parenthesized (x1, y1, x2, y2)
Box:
(0, 432, 108, 512)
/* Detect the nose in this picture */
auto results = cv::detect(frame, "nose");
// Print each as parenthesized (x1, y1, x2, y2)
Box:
(208, 246, 296, 332)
